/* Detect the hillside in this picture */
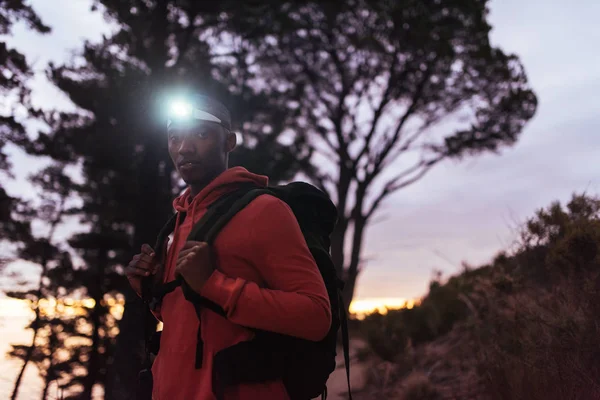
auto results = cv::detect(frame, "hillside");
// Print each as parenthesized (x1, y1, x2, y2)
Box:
(350, 194, 600, 400)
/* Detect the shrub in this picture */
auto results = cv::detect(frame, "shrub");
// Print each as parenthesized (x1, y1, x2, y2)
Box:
(472, 194, 600, 400)
(401, 372, 443, 400)
(359, 194, 600, 400)
(362, 310, 409, 362)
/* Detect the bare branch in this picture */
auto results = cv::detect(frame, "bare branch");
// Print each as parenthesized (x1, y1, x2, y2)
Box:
(378, 126, 426, 171)
(313, 139, 339, 163)
(290, 49, 355, 165)
(291, 52, 336, 114)
(354, 54, 398, 166)
(326, 55, 354, 167)
(366, 157, 441, 219)
(306, 112, 339, 154)
(365, 66, 433, 185)
(174, 10, 201, 63)
(312, 172, 335, 199)
(325, 36, 350, 96)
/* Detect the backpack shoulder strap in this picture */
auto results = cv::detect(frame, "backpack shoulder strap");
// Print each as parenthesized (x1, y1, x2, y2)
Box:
(180, 187, 272, 312)
(200, 187, 272, 244)
(141, 212, 182, 303)
(147, 185, 258, 303)
(185, 185, 255, 243)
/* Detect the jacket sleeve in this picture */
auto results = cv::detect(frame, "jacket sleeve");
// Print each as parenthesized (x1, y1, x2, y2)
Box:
(198, 196, 332, 341)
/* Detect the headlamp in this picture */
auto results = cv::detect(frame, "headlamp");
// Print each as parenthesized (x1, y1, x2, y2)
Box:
(170, 101, 193, 118)
(167, 99, 224, 128)
(165, 95, 232, 131)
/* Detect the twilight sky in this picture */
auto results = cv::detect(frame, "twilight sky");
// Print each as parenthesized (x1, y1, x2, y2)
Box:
(2, 0, 599, 300)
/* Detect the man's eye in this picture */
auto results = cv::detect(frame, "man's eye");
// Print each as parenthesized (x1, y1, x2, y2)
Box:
(195, 131, 209, 138)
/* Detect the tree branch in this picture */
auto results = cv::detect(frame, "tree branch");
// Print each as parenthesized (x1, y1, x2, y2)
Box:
(174, 10, 200, 63)
(326, 53, 354, 168)
(365, 66, 433, 185)
(290, 49, 355, 166)
(313, 139, 339, 163)
(354, 54, 398, 166)
(377, 126, 426, 171)
(366, 157, 441, 219)
(291, 52, 336, 114)
(312, 172, 335, 199)
(306, 112, 339, 154)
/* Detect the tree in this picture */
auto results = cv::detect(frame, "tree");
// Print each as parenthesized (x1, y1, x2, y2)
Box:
(0, 0, 50, 175)
(65, 179, 138, 398)
(217, 0, 538, 307)
(0, 0, 49, 259)
(4, 165, 80, 400)
(0, 0, 50, 302)
(6, 162, 127, 399)
(26, 1, 312, 398)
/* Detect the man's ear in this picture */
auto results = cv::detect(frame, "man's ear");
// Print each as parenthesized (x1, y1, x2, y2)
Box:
(225, 130, 237, 153)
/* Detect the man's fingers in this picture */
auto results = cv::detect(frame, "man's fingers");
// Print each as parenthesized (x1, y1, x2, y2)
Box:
(178, 241, 206, 259)
(177, 247, 198, 259)
(138, 253, 154, 265)
(175, 255, 193, 273)
(141, 244, 155, 257)
(125, 265, 152, 277)
(129, 257, 154, 271)
(175, 257, 186, 271)
(181, 241, 204, 250)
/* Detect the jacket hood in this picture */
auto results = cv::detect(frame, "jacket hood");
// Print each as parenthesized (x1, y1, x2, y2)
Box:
(173, 166, 268, 213)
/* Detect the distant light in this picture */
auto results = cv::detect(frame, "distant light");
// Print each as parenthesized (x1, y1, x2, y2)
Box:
(170, 100, 193, 118)
(349, 297, 421, 319)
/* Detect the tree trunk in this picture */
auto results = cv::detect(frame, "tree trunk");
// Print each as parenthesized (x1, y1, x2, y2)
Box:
(105, 128, 173, 399)
(342, 215, 367, 311)
(82, 305, 100, 399)
(105, 1, 173, 393)
(342, 266, 360, 315)
(41, 324, 58, 400)
(330, 217, 348, 279)
(40, 378, 51, 400)
(331, 167, 352, 278)
(104, 291, 150, 400)
(14, 241, 54, 400)
(104, 181, 171, 398)
(82, 256, 104, 400)
(11, 308, 40, 400)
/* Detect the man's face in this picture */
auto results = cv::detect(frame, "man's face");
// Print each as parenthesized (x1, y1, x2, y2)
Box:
(167, 121, 235, 186)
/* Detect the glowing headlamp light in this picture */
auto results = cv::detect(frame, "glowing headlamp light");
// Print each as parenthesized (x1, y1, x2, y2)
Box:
(166, 95, 232, 132)
(170, 101, 193, 118)
(167, 100, 223, 128)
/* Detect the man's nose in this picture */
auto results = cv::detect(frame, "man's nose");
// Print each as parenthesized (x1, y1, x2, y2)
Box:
(178, 136, 195, 154)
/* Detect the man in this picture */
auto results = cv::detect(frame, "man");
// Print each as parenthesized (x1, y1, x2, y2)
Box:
(125, 94, 332, 400)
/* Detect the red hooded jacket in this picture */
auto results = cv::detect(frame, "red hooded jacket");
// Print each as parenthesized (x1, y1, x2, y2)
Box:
(150, 167, 332, 400)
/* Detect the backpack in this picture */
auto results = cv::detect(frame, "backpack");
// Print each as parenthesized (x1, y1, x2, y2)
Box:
(138, 182, 352, 400)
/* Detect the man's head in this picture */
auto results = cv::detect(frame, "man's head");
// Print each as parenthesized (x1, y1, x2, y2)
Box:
(167, 94, 237, 191)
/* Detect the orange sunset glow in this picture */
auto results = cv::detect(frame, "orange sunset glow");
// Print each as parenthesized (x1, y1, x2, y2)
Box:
(0, 296, 415, 320)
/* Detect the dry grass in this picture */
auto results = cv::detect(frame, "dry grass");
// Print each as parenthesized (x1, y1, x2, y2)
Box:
(400, 372, 443, 400)
(356, 194, 600, 400)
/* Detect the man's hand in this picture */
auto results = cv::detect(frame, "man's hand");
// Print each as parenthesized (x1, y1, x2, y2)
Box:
(125, 244, 161, 296)
(175, 241, 215, 294)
